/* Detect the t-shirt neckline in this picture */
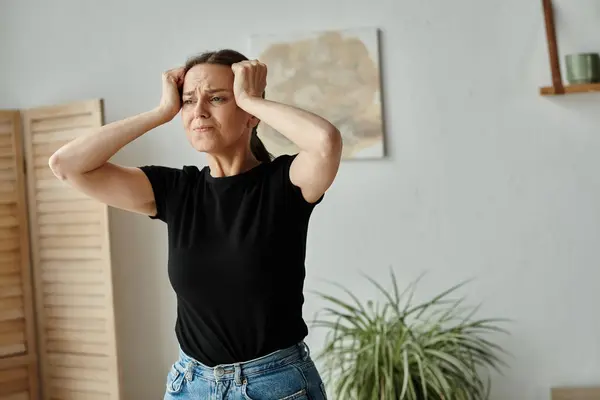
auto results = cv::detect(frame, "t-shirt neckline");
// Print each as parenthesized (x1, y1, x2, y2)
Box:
(203, 161, 268, 187)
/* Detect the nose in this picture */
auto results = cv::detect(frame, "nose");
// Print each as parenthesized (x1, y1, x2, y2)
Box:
(193, 89, 210, 119)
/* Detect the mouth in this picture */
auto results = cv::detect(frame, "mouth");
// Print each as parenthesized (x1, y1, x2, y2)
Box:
(193, 126, 214, 132)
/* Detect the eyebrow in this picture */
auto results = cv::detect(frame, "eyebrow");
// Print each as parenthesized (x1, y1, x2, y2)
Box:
(182, 88, 230, 97)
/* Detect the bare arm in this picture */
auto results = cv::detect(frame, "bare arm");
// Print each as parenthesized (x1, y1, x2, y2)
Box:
(237, 97, 342, 203)
(233, 61, 343, 203)
(49, 67, 185, 215)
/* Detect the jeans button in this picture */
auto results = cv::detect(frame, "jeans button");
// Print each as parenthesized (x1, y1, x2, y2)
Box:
(214, 366, 224, 379)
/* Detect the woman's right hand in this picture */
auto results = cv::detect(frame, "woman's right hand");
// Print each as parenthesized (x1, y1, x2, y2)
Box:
(158, 67, 185, 121)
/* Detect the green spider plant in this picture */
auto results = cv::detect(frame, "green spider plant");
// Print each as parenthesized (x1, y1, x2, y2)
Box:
(310, 270, 510, 400)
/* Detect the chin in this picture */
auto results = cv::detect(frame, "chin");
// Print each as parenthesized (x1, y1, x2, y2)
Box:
(186, 132, 217, 153)
(190, 141, 216, 153)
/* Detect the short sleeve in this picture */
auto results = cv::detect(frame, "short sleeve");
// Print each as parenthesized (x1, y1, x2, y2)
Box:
(275, 154, 324, 212)
(138, 165, 186, 222)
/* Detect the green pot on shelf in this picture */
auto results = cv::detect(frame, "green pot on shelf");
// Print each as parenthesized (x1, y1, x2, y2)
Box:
(565, 53, 600, 84)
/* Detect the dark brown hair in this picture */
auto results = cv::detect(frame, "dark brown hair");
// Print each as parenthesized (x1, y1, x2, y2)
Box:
(183, 49, 272, 163)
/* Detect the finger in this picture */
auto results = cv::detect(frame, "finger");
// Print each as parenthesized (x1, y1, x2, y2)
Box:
(257, 64, 266, 88)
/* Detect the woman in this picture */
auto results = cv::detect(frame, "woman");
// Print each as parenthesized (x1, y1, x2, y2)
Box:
(49, 49, 342, 399)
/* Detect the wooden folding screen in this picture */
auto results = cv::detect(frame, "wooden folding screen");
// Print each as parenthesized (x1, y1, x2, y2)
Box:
(0, 110, 39, 400)
(0, 100, 121, 399)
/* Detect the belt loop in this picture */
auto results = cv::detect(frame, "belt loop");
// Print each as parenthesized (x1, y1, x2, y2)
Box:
(234, 363, 242, 386)
(300, 342, 309, 360)
(185, 361, 194, 382)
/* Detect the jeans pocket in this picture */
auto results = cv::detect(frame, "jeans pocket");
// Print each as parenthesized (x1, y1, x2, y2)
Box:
(280, 389, 308, 400)
(166, 365, 185, 394)
(242, 377, 308, 400)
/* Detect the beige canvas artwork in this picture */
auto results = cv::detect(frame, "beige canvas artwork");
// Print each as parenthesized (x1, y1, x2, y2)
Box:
(248, 27, 385, 159)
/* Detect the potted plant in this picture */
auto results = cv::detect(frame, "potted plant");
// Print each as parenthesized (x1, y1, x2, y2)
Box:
(310, 269, 510, 400)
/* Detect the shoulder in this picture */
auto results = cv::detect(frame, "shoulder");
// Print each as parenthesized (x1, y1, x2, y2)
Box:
(259, 153, 296, 183)
(136, 164, 203, 222)
(138, 164, 202, 183)
(137, 164, 204, 198)
(265, 153, 297, 172)
(262, 153, 324, 207)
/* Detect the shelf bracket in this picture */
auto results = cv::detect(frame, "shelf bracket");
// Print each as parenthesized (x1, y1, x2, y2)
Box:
(542, 0, 564, 94)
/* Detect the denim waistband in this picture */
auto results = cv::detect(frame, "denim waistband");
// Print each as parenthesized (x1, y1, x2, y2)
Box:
(177, 342, 310, 383)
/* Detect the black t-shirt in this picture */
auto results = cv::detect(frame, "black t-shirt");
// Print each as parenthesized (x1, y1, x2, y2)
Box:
(139, 154, 322, 366)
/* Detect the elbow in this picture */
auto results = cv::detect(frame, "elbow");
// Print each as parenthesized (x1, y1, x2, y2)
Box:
(317, 126, 343, 158)
(48, 152, 68, 181)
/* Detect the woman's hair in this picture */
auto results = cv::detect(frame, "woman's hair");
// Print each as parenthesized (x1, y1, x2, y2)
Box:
(183, 49, 273, 163)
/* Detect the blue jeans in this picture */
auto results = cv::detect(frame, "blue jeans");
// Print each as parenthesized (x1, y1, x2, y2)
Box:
(164, 342, 328, 399)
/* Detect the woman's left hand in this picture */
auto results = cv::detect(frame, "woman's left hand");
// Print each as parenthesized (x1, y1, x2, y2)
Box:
(231, 60, 267, 106)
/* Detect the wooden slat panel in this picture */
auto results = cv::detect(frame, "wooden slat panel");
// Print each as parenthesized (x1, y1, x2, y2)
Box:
(0, 364, 30, 399)
(39, 260, 104, 272)
(0, 193, 17, 205)
(0, 274, 21, 290)
(0, 308, 24, 323)
(47, 354, 109, 370)
(46, 342, 108, 357)
(50, 377, 109, 393)
(0, 216, 19, 228)
(38, 212, 102, 225)
(32, 120, 93, 135)
(0, 169, 16, 182)
(24, 100, 98, 121)
(552, 387, 600, 400)
(0, 204, 18, 216)
(35, 179, 68, 190)
(44, 295, 106, 308)
(0, 252, 19, 264)
(39, 224, 101, 237)
(0, 286, 22, 299)
(0, 237, 21, 252)
(0, 110, 39, 400)
(0, 122, 13, 135)
(0, 343, 26, 358)
(41, 270, 104, 284)
(40, 236, 102, 248)
(50, 366, 109, 383)
(0, 393, 29, 400)
(0, 158, 16, 170)
(40, 248, 104, 261)
(37, 200, 98, 214)
(45, 319, 106, 333)
(46, 330, 106, 344)
(32, 142, 71, 157)
(0, 260, 20, 275)
(36, 190, 88, 202)
(0, 298, 25, 346)
(45, 307, 107, 320)
(0, 319, 25, 334)
(0, 228, 20, 241)
(0, 354, 29, 369)
(43, 283, 105, 297)
(49, 388, 108, 400)
(22, 100, 120, 400)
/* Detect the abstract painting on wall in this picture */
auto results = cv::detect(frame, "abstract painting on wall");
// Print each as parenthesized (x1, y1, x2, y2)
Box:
(247, 27, 385, 160)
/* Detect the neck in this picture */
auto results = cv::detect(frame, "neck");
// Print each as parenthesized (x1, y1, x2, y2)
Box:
(206, 147, 260, 178)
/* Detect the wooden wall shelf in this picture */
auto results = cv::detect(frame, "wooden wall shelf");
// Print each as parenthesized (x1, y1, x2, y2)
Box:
(541, 82, 600, 96)
(540, 0, 600, 96)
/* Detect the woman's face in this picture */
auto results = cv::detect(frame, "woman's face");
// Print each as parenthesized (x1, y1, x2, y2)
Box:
(181, 63, 257, 154)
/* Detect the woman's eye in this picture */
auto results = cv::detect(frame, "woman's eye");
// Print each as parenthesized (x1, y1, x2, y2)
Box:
(211, 97, 224, 103)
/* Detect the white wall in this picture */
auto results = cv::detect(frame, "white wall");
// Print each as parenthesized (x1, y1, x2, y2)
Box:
(2, 0, 600, 398)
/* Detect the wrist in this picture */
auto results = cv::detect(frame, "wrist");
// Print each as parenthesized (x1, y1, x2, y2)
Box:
(236, 94, 263, 112)
(153, 106, 178, 124)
